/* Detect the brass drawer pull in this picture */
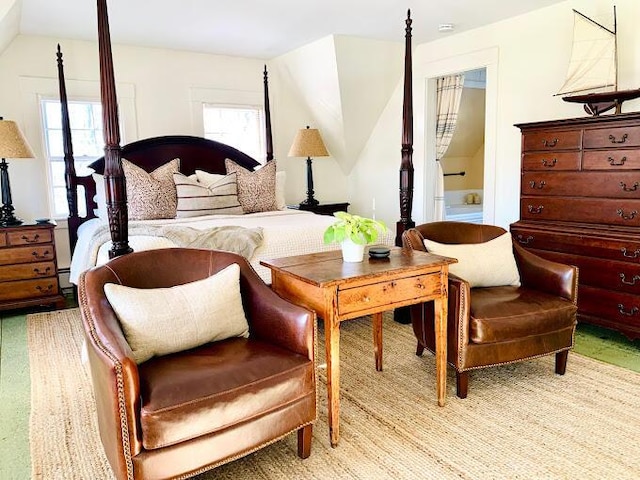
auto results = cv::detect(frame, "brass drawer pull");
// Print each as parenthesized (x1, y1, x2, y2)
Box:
(527, 205, 544, 214)
(517, 235, 534, 245)
(621, 248, 640, 259)
(541, 158, 557, 167)
(33, 267, 52, 276)
(617, 303, 639, 317)
(529, 180, 546, 189)
(36, 284, 54, 294)
(616, 209, 637, 220)
(31, 250, 50, 260)
(607, 156, 627, 166)
(21, 234, 40, 243)
(542, 138, 558, 147)
(619, 273, 640, 286)
(620, 181, 639, 192)
(609, 133, 628, 144)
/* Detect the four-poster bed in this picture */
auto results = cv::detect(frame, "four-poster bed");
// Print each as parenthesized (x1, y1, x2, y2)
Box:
(61, 0, 410, 283)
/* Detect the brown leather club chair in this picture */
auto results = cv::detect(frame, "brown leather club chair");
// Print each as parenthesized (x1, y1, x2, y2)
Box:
(402, 222, 578, 399)
(78, 248, 316, 480)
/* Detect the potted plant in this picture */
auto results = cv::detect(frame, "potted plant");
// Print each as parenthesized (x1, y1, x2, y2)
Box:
(323, 211, 387, 262)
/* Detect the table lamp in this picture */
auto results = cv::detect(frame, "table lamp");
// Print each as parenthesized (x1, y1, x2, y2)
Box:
(0, 118, 35, 226)
(288, 126, 329, 206)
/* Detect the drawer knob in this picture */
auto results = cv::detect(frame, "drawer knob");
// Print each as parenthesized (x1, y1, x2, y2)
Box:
(541, 158, 557, 167)
(609, 133, 628, 144)
(617, 303, 639, 317)
(528, 180, 546, 190)
(527, 205, 544, 214)
(620, 181, 639, 192)
(31, 250, 50, 260)
(22, 234, 40, 243)
(36, 284, 54, 294)
(33, 267, 52, 276)
(607, 156, 627, 166)
(363, 296, 370, 303)
(616, 209, 637, 221)
(517, 235, 534, 245)
(542, 138, 558, 147)
(619, 273, 640, 286)
(621, 248, 640, 259)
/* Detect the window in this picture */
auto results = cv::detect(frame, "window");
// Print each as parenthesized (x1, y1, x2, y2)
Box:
(202, 104, 265, 163)
(41, 100, 103, 218)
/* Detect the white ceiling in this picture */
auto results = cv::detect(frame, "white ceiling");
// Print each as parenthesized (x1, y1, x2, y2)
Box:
(19, 0, 567, 58)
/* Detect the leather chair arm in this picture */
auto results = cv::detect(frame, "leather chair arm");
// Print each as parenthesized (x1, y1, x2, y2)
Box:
(402, 228, 428, 252)
(238, 263, 315, 360)
(513, 243, 578, 303)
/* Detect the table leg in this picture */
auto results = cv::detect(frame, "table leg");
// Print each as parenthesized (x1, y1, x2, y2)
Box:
(372, 312, 383, 371)
(325, 313, 341, 447)
(433, 295, 447, 407)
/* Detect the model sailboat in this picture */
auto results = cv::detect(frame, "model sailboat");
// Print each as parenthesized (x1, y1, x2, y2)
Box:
(557, 7, 640, 116)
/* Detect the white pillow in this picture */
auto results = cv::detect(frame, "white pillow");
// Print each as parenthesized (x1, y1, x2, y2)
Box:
(104, 263, 249, 364)
(174, 172, 244, 217)
(195, 170, 226, 186)
(92, 173, 108, 219)
(424, 232, 521, 288)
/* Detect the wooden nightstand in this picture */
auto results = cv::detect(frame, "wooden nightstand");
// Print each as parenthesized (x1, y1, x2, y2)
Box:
(288, 202, 349, 216)
(0, 222, 66, 311)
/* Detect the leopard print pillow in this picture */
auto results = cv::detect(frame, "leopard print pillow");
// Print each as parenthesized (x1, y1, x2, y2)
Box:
(123, 158, 179, 220)
(224, 159, 278, 213)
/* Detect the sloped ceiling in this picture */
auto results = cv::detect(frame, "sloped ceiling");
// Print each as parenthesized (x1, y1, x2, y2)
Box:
(0, 0, 21, 55)
(275, 35, 403, 175)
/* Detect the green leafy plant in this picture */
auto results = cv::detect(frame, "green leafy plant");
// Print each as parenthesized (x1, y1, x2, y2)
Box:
(323, 211, 387, 245)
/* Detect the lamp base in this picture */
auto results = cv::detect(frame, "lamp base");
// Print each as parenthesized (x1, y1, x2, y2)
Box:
(0, 204, 22, 227)
(299, 197, 319, 207)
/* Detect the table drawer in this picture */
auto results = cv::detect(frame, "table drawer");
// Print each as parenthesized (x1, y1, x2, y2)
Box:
(7, 228, 52, 246)
(522, 152, 581, 171)
(0, 261, 57, 282)
(338, 274, 440, 316)
(578, 285, 640, 329)
(582, 149, 640, 170)
(0, 245, 55, 265)
(0, 277, 60, 301)
(521, 171, 640, 198)
(583, 125, 640, 149)
(521, 197, 640, 226)
(522, 129, 582, 152)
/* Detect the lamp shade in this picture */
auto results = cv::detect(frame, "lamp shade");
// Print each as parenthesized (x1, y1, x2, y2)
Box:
(288, 126, 329, 158)
(0, 120, 35, 159)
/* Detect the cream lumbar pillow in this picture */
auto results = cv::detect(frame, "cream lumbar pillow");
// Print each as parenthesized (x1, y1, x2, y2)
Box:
(104, 263, 249, 364)
(173, 172, 244, 217)
(424, 232, 521, 288)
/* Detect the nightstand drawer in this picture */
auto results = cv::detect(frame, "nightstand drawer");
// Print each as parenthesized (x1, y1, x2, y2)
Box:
(0, 245, 55, 265)
(338, 274, 440, 316)
(0, 277, 60, 301)
(0, 261, 57, 282)
(7, 229, 52, 245)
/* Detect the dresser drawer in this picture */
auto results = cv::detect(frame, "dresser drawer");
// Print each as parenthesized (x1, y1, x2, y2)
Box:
(0, 277, 60, 301)
(521, 197, 640, 226)
(338, 274, 440, 316)
(0, 261, 57, 282)
(522, 129, 582, 152)
(522, 152, 581, 171)
(7, 228, 52, 246)
(511, 224, 640, 263)
(583, 125, 640, 149)
(582, 149, 640, 170)
(578, 285, 640, 330)
(0, 232, 6, 247)
(0, 245, 55, 265)
(521, 171, 640, 198)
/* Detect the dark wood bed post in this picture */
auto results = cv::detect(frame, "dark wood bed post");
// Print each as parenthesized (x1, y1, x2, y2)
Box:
(56, 45, 80, 252)
(97, 0, 132, 258)
(395, 9, 415, 247)
(264, 66, 274, 162)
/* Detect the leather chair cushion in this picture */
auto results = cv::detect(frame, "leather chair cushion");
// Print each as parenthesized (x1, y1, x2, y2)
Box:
(138, 337, 314, 450)
(469, 286, 577, 344)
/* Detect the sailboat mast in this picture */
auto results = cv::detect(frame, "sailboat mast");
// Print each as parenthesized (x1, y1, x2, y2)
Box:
(613, 5, 618, 90)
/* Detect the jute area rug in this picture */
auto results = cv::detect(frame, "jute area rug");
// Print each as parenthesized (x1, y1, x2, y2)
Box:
(28, 308, 640, 480)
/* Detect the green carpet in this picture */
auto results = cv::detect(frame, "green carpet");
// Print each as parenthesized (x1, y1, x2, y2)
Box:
(0, 309, 638, 480)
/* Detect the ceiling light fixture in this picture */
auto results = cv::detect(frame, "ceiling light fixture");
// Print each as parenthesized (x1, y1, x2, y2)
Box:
(438, 23, 454, 32)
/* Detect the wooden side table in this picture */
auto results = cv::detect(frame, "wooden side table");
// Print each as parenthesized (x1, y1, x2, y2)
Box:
(288, 202, 349, 216)
(261, 247, 455, 447)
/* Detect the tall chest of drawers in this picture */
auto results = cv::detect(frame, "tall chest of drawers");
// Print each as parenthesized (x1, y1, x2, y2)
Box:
(0, 222, 66, 311)
(511, 112, 640, 340)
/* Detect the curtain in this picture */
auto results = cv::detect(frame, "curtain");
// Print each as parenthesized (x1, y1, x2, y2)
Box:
(434, 74, 465, 221)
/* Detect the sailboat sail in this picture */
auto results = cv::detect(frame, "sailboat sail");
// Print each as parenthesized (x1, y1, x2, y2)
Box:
(557, 10, 616, 96)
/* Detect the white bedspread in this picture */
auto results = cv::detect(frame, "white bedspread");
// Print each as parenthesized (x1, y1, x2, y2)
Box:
(70, 210, 395, 284)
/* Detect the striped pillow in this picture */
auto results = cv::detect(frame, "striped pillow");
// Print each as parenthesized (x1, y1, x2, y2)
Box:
(174, 172, 244, 218)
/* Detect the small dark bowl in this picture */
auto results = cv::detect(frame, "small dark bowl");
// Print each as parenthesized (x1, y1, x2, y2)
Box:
(368, 246, 391, 258)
